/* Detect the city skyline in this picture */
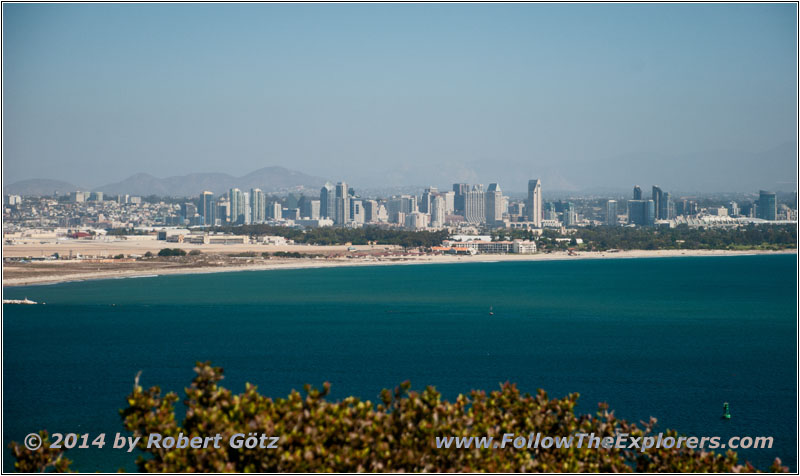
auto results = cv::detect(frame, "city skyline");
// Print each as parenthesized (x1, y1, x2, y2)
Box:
(9, 175, 790, 233)
(3, 3, 797, 192)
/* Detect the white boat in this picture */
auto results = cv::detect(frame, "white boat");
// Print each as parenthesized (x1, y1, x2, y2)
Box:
(3, 298, 38, 305)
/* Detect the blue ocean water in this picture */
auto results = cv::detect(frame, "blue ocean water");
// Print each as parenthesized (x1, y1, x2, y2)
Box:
(3, 255, 797, 472)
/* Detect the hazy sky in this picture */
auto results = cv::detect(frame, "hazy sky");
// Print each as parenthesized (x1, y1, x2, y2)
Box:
(3, 3, 797, 192)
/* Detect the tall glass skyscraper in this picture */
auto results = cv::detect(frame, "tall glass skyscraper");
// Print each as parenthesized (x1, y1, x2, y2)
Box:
(420, 187, 437, 214)
(651, 186, 671, 220)
(199, 191, 215, 226)
(320, 183, 335, 219)
(452, 183, 470, 216)
(628, 200, 655, 226)
(759, 190, 777, 220)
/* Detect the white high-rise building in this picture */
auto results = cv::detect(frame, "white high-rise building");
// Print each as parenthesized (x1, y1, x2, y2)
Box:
(407, 212, 429, 230)
(443, 191, 455, 215)
(527, 179, 542, 227)
(485, 183, 503, 225)
(270, 202, 282, 220)
(350, 199, 364, 224)
(250, 188, 265, 223)
(334, 182, 350, 225)
(229, 188, 246, 224)
(606, 200, 618, 226)
(431, 194, 446, 228)
(376, 204, 389, 223)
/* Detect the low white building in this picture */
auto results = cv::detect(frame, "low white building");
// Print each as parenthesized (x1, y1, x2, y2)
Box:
(512, 240, 537, 254)
(261, 235, 288, 246)
(441, 239, 537, 254)
(449, 234, 492, 242)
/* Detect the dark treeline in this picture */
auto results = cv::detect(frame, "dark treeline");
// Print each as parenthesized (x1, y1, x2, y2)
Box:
(106, 228, 151, 236)
(563, 224, 797, 251)
(208, 225, 449, 248)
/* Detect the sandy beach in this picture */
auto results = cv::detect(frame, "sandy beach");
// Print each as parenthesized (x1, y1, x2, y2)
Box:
(3, 248, 795, 287)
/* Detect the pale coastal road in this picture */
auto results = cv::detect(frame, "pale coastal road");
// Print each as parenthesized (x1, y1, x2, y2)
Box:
(2, 239, 399, 258)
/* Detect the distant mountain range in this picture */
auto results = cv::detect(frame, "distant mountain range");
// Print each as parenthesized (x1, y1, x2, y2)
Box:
(4, 179, 81, 196)
(5, 142, 796, 197)
(5, 166, 327, 197)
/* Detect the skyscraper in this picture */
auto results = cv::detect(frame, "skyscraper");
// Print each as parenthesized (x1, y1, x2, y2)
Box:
(727, 201, 739, 217)
(216, 197, 230, 224)
(229, 188, 246, 224)
(758, 190, 777, 220)
(299, 197, 321, 220)
(269, 201, 282, 219)
(350, 199, 364, 224)
(651, 186, 663, 220)
(606, 200, 618, 226)
(199, 191, 215, 225)
(464, 184, 485, 224)
(420, 187, 437, 214)
(431, 194, 446, 228)
(452, 183, 470, 216)
(320, 183, 335, 219)
(527, 179, 542, 227)
(544, 202, 557, 220)
(485, 183, 503, 225)
(661, 192, 671, 220)
(633, 185, 642, 200)
(250, 188, 265, 223)
(363, 200, 379, 223)
(563, 202, 576, 226)
(334, 182, 350, 225)
(628, 200, 655, 226)
(443, 191, 455, 215)
(181, 202, 197, 220)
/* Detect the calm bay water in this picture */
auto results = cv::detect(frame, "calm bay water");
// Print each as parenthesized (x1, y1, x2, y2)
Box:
(3, 255, 797, 471)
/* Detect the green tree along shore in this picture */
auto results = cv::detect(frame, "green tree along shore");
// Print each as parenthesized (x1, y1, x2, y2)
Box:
(9, 363, 788, 473)
(496, 225, 797, 252)
(209, 225, 449, 248)
(106, 224, 797, 251)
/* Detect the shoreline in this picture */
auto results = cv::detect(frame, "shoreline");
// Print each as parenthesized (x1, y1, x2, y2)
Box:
(3, 249, 795, 288)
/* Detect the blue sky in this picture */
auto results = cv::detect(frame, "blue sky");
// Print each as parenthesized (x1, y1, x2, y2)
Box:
(3, 3, 797, 192)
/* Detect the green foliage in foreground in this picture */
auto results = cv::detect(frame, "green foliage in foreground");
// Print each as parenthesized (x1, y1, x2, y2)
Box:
(157, 248, 187, 257)
(209, 225, 449, 248)
(9, 363, 788, 473)
(570, 225, 797, 251)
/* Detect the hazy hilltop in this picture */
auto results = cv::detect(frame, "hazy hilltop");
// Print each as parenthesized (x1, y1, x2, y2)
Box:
(94, 166, 327, 197)
(4, 143, 795, 197)
(4, 179, 80, 196)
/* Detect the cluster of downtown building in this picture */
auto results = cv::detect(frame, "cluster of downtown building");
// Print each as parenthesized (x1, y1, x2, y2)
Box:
(182, 180, 791, 231)
(183, 180, 546, 230)
(3, 180, 794, 234)
(610, 186, 786, 227)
